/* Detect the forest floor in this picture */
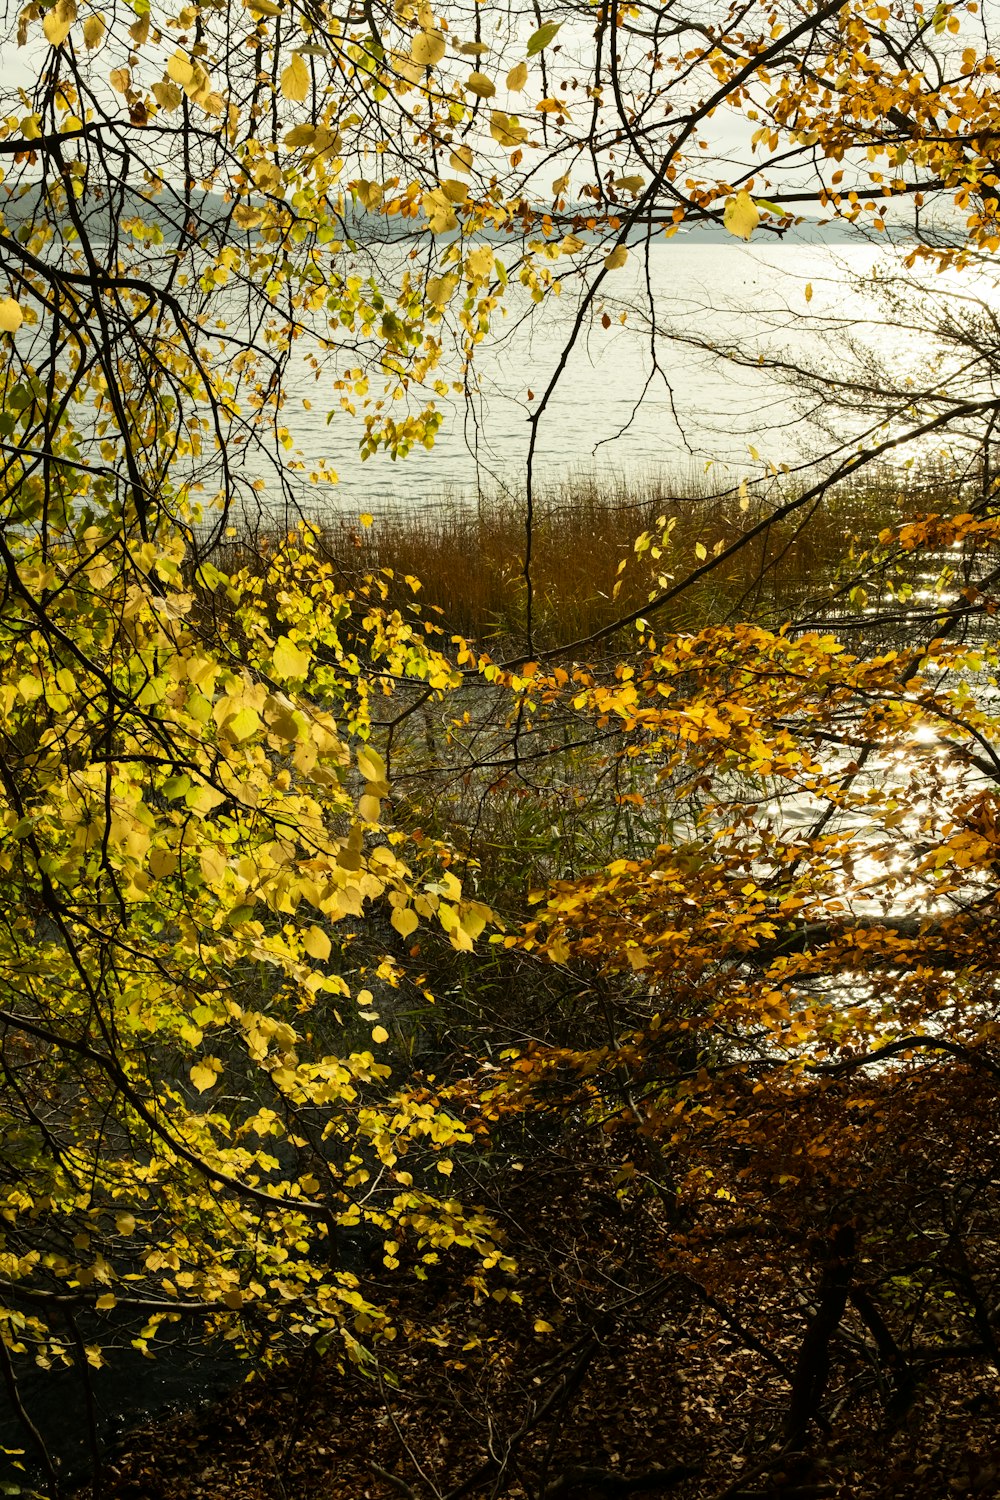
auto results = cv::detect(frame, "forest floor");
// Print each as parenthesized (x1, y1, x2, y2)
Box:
(79, 1302, 1000, 1500)
(71, 1145, 1000, 1500)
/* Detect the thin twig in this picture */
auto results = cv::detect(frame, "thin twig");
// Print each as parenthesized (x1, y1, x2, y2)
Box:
(0, 1332, 61, 1493)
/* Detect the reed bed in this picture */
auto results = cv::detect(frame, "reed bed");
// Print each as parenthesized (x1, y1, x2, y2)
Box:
(222, 464, 959, 652)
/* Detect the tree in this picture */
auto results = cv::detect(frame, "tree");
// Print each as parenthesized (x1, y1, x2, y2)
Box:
(6, 0, 1000, 1493)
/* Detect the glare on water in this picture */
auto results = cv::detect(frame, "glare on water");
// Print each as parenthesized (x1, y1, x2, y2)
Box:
(268, 240, 1000, 515)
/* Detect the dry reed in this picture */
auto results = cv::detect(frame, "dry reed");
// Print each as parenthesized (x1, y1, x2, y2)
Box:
(221, 463, 959, 652)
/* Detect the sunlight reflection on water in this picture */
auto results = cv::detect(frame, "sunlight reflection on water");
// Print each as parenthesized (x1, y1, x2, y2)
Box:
(266, 241, 1000, 517)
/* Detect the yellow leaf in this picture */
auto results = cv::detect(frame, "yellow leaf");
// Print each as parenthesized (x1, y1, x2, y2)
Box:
(506, 61, 528, 91)
(304, 926, 332, 961)
(0, 299, 24, 334)
(190, 1060, 220, 1093)
(227, 706, 261, 742)
(722, 190, 760, 242)
(449, 145, 473, 174)
(604, 245, 628, 270)
(426, 273, 458, 309)
(356, 745, 386, 785)
(465, 244, 495, 281)
(805, 282, 813, 302)
(534, 1319, 555, 1333)
(695, 541, 707, 560)
(423, 188, 458, 234)
(391, 906, 419, 938)
(360, 512, 374, 527)
(441, 178, 468, 204)
(284, 123, 317, 149)
(272, 635, 310, 681)
(411, 30, 445, 66)
(264, 702, 303, 743)
(43, 0, 76, 47)
(459, 900, 490, 943)
(166, 51, 194, 88)
(467, 71, 495, 98)
(152, 81, 183, 112)
(436, 1157, 453, 1174)
(280, 52, 310, 103)
(489, 111, 528, 148)
(82, 13, 104, 47)
(186, 782, 227, 816)
(199, 846, 227, 885)
(448, 924, 473, 953)
(372, 1024, 389, 1044)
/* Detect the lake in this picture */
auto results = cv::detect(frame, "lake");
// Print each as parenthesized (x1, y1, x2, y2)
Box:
(259, 237, 999, 519)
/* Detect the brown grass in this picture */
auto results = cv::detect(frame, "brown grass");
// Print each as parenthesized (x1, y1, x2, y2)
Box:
(222, 463, 958, 652)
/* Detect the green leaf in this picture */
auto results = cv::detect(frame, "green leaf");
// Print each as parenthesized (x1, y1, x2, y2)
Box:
(527, 21, 561, 56)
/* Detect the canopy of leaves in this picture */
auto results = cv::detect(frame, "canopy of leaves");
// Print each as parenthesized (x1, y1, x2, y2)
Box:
(5, 0, 1000, 1495)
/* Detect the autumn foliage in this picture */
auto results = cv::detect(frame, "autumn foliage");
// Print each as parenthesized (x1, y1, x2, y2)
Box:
(6, 0, 1000, 1494)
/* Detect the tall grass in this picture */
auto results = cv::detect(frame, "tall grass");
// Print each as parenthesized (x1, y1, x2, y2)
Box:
(221, 462, 960, 653)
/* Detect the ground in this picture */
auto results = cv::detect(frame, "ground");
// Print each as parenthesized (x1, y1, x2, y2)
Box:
(72, 1145, 1000, 1500)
